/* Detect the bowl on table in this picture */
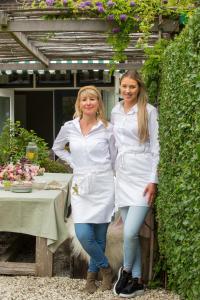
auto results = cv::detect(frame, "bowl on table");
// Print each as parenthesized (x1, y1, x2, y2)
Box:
(32, 178, 47, 190)
(11, 181, 33, 193)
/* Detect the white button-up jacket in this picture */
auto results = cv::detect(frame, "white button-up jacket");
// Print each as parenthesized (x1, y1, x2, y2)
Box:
(52, 118, 116, 173)
(111, 102, 160, 183)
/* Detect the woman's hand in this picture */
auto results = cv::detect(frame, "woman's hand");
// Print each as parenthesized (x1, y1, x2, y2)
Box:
(143, 183, 157, 206)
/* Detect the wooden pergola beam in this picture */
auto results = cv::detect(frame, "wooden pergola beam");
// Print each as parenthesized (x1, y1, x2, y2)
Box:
(0, 17, 179, 33)
(11, 32, 49, 67)
(0, 11, 8, 27)
(0, 18, 109, 33)
(0, 62, 143, 71)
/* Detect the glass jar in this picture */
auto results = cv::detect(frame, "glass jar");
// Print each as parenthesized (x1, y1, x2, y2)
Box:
(26, 142, 38, 162)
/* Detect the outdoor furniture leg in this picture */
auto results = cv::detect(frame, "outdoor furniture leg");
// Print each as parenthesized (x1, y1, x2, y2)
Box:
(36, 237, 53, 277)
(148, 210, 154, 281)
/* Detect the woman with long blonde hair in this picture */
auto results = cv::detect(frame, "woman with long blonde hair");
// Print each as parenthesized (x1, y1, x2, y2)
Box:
(112, 70, 160, 298)
(53, 85, 116, 294)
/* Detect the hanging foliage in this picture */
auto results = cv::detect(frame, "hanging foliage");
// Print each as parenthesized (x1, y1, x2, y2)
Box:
(26, 0, 197, 65)
(141, 38, 170, 105)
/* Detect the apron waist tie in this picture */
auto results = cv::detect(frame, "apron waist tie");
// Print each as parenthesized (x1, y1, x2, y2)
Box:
(117, 148, 150, 169)
(72, 166, 113, 195)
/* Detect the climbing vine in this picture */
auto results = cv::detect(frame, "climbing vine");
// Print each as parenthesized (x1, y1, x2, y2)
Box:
(141, 38, 169, 105)
(26, 0, 197, 66)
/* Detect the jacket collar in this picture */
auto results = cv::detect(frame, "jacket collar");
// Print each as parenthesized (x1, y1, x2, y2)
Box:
(73, 117, 103, 133)
(118, 100, 138, 114)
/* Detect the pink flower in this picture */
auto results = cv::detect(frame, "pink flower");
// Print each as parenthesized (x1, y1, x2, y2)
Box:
(17, 169, 23, 174)
(9, 174, 14, 180)
(0, 163, 45, 183)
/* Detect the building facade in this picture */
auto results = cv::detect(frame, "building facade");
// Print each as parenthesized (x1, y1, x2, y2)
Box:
(0, 68, 118, 147)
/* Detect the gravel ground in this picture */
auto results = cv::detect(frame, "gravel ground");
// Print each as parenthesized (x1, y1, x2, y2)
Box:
(0, 276, 180, 300)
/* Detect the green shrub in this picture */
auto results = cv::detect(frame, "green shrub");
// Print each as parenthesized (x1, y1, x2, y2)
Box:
(0, 120, 49, 165)
(41, 158, 72, 173)
(157, 8, 200, 300)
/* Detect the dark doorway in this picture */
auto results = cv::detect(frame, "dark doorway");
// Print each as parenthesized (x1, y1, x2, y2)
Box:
(54, 90, 78, 136)
(15, 91, 53, 147)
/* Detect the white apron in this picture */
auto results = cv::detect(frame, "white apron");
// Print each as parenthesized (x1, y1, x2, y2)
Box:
(71, 166, 115, 223)
(115, 147, 152, 208)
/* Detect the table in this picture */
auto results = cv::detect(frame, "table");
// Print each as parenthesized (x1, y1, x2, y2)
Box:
(0, 173, 72, 277)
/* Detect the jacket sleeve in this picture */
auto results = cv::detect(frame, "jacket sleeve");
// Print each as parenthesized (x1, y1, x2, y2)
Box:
(52, 124, 74, 168)
(149, 108, 160, 183)
(110, 110, 114, 125)
(108, 124, 117, 171)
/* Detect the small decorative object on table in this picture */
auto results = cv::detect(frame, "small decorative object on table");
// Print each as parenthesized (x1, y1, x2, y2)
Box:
(0, 154, 45, 192)
(32, 179, 47, 190)
(11, 181, 33, 193)
(26, 142, 38, 163)
(2, 180, 12, 191)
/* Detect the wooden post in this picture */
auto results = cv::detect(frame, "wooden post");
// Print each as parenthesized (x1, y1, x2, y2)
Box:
(35, 237, 53, 277)
(0, 12, 8, 27)
(148, 210, 155, 281)
(114, 70, 120, 104)
(140, 209, 155, 283)
(140, 236, 150, 283)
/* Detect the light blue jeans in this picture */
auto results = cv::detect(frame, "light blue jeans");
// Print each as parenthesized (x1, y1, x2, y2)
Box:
(120, 206, 149, 278)
(75, 223, 109, 273)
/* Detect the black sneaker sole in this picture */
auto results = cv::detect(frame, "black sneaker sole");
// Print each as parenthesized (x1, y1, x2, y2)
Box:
(113, 267, 123, 295)
(119, 289, 144, 298)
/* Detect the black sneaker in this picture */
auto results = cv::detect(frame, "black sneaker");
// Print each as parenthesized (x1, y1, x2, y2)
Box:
(119, 277, 144, 298)
(113, 267, 132, 295)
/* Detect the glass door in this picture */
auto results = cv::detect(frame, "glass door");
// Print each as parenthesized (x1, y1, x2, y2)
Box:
(0, 89, 14, 133)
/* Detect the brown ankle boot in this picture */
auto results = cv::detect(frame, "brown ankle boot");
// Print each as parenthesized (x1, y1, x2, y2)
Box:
(100, 266, 113, 291)
(83, 272, 98, 294)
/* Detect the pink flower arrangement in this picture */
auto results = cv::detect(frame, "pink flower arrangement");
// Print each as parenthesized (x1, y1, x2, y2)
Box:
(0, 163, 45, 182)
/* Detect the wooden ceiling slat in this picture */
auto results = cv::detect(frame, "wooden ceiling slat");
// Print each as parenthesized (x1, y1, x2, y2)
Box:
(0, 62, 143, 71)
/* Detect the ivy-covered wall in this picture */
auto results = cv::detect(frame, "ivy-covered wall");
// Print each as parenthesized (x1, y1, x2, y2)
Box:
(157, 8, 200, 300)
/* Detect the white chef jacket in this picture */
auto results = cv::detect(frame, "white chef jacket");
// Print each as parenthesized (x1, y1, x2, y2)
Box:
(52, 118, 116, 173)
(52, 118, 116, 223)
(111, 101, 159, 183)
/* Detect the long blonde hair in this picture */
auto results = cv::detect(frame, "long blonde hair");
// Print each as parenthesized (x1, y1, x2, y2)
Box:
(74, 85, 108, 127)
(120, 70, 149, 143)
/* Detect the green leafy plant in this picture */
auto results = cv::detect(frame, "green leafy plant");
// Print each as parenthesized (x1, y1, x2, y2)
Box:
(41, 158, 72, 173)
(156, 7, 200, 300)
(0, 120, 49, 166)
(26, 0, 197, 67)
(141, 38, 169, 105)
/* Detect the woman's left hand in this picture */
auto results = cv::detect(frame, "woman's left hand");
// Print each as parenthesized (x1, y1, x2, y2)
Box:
(143, 183, 157, 206)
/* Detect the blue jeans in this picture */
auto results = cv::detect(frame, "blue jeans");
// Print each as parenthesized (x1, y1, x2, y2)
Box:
(120, 206, 149, 278)
(75, 223, 109, 273)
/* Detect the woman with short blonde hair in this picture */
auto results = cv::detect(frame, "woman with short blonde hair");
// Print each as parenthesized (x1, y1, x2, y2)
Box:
(53, 85, 116, 294)
(74, 85, 108, 127)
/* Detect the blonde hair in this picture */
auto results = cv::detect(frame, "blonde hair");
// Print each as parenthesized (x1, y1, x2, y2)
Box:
(74, 85, 108, 127)
(120, 70, 149, 143)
